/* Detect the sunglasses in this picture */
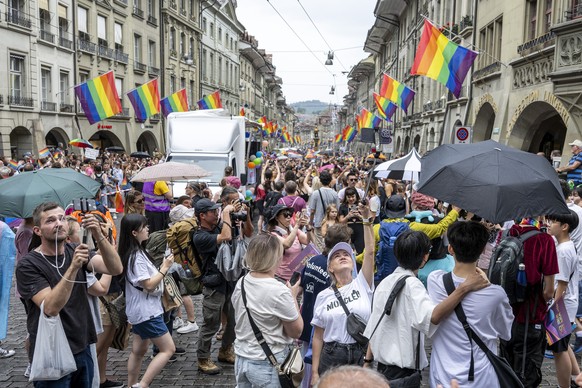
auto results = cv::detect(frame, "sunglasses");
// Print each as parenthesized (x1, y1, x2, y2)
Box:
(134, 199, 144, 204)
(281, 211, 293, 218)
(349, 178, 358, 181)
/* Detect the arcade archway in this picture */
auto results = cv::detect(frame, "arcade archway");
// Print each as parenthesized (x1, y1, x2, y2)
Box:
(508, 101, 567, 157)
(10, 126, 33, 159)
(45, 127, 70, 148)
(473, 102, 495, 142)
(136, 131, 159, 155)
(413, 134, 421, 151)
(403, 136, 411, 153)
(89, 130, 123, 150)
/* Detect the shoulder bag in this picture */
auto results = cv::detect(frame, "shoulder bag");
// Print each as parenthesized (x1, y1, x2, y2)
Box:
(332, 284, 369, 347)
(442, 272, 524, 388)
(241, 276, 304, 388)
(367, 276, 421, 388)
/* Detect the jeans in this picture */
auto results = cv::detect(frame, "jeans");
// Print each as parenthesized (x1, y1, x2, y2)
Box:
(153, 309, 175, 355)
(34, 345, 94, 388)
(500, 322, 546, 388)
(235, 349, 288, 388)
(197, 287, 235, 359)
(318, 341, 364, 376)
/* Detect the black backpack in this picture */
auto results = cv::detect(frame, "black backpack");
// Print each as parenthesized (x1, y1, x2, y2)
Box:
(263, 191, 283, 214)
(488, 229, 541, 304)
(95, 172, 105, 190)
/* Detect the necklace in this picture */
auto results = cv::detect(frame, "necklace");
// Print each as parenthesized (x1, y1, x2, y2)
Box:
(37, 249, 66, 270)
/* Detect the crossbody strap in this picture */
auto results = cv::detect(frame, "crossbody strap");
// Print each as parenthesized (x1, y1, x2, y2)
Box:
(318, 189, 327, 214)
(331, 284, 351, 316)
(241, 276, 280, 369)
(443, 272, 494, 381)
(368, 276, 410, 339)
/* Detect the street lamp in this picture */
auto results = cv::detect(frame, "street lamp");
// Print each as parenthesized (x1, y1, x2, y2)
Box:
(325, 51, 334, 65)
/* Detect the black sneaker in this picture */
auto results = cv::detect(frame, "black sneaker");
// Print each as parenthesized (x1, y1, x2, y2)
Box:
(174, 347, 186, 355)
(167, 354, 177, 363)
(100, 380, 124, 388)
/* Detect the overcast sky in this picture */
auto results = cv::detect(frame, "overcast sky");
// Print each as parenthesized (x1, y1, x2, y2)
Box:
(236, 0, 377, 105)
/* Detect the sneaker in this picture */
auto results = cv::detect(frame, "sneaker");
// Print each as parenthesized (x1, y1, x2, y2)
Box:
(24, 363, 31, 378)
(177, 321, 199, 334)
(167, 354, 177, 363)
(130, 384, 142, 388)
(198, 358, 221, 375)
(544, 349, 554, 359)
(172, 317, 184, 330)
(174, 347, 186, 355)
(0, 347, 15, 358)
(572, 336, 582, 354)
(100, 380, 124, 388)
(217, 345, 235, 364)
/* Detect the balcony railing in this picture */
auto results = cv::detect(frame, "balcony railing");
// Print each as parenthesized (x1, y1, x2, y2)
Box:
(132, 6, 144, 18)
(150, 113, 160, 122)
(435, 99, 445, 110)
(170, 49, 177, 58)
(60, 103, 74, 113)
(78, 39, 96, 54)
(39, 29, 55, 43)
(147, 15, 157, 25)
(115, 107, 130, 117)
(41, 101, 57, 111)
(98, 45, 115, 59)
(473, 61, 502, 79)
(460, 15, 473, 32)
(148, 66, 160, 76)
(423, 101, 434, 111)
(5, 10, 31, 28)
(9, 95, 34, 107)
(517, 31, 556, 55)
(115, 50, 129, 63)
(59, 36, 73, 49)
(133, 61, 147, 73)
(113, 0, 128, 6)
(180, 8, 187, 16)
(566, 3, 582, 21)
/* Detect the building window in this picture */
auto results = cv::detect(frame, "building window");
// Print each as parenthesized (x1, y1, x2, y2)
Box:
(39, 0, 50, 33)
(527, 0, 538, 40)
(9, 0, 25, 21)
(210, 22, 214, 38)
(148, 40, 156, 66)
(170, 75, 176, 94)
(180, 32, 185, 56)
(218, 27, 222, 43)
(134, 34, 142, 62)
(202, 17, 207, 33)
(210, 53, 214, 80)
(59, 71, 69, 104)
(189, 38, 194, 58)
(202, 49, 207, 78)
(78, 6, 88, 38)
(115, 77, 123, 105)
(545, 0, 552, 32)
(230, 37, 234, 51)
(58, 5, 68, 38)
(114, 23, 123, 51)
(190, 80, 195, 108)
(147, 0, 154, 16)
(10, 54, 25, 98)
(478, 17, 503, 69)
(218, 56, 222, 84)
(170, 27, 176, 51)
(97, 15, 107, 46)
(41, 67, 51, 102)
(181, 77, 186, 91)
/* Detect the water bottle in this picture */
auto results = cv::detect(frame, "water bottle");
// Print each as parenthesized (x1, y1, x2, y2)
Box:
(184, 267, 194, 278)
(516, 263, 527, 302)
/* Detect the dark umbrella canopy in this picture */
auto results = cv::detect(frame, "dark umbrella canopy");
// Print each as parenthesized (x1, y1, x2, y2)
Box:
(0, 168, 101, 218)
(130, 151, 151, 159)
(106, 146, 125, 153)
(417, 140, 568, 224)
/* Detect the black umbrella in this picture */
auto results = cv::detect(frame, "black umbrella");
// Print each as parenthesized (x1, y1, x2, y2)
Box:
(417, 140, 569, 223)
(130, 151, 151, 159)
(106, 146, 125, 153)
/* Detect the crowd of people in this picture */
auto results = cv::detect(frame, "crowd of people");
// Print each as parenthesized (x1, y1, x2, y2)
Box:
(2, 143, 582, 388)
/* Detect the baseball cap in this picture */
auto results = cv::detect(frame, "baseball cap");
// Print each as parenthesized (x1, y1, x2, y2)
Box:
(169, 204, 194, 225)
(194, 198, 220, 215)
(327, 242, 355, 267)
(569, 140, 582, 147)
(385, 195, 406, 218)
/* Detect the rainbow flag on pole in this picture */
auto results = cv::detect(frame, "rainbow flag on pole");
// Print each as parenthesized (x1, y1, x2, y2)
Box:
(161, 89, 189, 117)
(38, 147, 51, 158)
(373, 93, 399, 121)
(8, 160, 19, 170)
(197, 90, 223, 110)
(380, 74, 415, 113)
(334, 134, 343, 144)
(411, 19, 478, 97)
(342, 125, 357, 143)
(74, 71, 122, 125)
(127, 79, 160, 121)
(359, 108, 383, 128)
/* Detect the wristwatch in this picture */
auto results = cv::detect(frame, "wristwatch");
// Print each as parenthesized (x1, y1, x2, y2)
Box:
(363, 357, 374, 363)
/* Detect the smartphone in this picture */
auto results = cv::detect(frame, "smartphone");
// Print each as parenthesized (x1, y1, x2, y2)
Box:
(290, 272, 301, 286)
(73, 198, 97, 213)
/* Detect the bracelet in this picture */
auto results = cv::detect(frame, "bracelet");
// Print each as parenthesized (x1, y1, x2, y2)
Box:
(363, 357, 374, 363)
(159, 269, 167, 277)
(362, 222, 372, 226)
(362, 218, 371, 223)
(95, 235, 106, 244)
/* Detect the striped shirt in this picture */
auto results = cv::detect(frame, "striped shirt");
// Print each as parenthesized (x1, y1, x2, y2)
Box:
(566, 153, 582, 185)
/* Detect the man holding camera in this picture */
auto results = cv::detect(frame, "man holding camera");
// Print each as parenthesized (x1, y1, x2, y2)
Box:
(192, 187, 253, 375)
(16, 202, 122, 387)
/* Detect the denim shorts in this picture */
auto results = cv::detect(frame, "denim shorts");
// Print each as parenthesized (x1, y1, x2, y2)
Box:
(235, 349, 288, 388)
(318, 341, 365, 376)
(132, 315, 168, 339)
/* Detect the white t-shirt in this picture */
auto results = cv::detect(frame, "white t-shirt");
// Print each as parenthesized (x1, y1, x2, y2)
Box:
(232, 275, 299, 360)
(567, 203, 582, 278)
(369, 195, 381, 218)
(555, 240, 579, 321)
(86, 272, 103, 335)
(311, 271, 374, 344)
(363, 267, 437, 369)
(427, 270, 513, 388)
(337, 187, 365, 202)
(125, 250, 164, 325)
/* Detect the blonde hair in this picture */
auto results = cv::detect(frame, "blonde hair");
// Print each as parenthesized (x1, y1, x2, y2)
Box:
(325, 204, 339, 221)
(244, 233, 284, 273)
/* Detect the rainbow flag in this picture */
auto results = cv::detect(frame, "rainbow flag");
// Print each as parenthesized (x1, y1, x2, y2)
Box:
(74, 71, 122, 125)
(52, 150, 62, 159)
(355, 114, 361, 130)
(360, 108, 383, 128)
(127, 79, 160, 121)
(161, 89, 189, 117)
(239, 107, 245, 116)
(38, 147, 51, 158)
(380, 74, 415, 113)
(343, 125, 357, 143)
(258, 116, 267, 125)
(197, 90, 222, 109)
(8, 160, 19, 170)
(121, 175, 128, 186)
(294, 135, 301, 144)
(334, 134, 343, 144)
(411, 19, 478, 97)
(373, 93, 399, 121)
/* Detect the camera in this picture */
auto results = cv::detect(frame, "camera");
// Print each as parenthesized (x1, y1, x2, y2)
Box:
(231, 210, 248, 222)
(73, 198, 97, 213)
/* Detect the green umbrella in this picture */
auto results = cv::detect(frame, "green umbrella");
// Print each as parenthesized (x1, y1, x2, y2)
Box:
(0, 168, 101, 218)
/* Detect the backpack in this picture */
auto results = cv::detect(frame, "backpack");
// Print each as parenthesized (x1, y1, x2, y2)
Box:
(166, 218, 204, 294)
(146, 230, 168, 267)
(488, 229, 541, 304)
(95, 172, 105, 190)
(375, 221, 410, 283)
(264, 191, 283, 214)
